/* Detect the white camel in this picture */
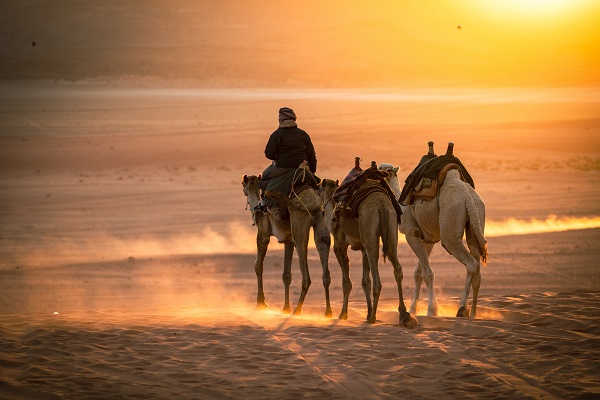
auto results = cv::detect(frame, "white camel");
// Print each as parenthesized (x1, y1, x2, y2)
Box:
(242, 174, 332, 317)
(379, 161, 488, 318)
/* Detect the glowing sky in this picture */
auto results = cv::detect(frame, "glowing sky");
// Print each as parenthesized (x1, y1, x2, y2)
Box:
(1, 0, 599, 88)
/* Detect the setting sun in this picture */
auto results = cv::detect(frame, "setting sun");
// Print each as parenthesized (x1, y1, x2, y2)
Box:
(480, 0, 595, 16)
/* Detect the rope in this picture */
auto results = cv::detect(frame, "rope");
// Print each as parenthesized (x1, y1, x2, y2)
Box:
(289, 165, 315, 220)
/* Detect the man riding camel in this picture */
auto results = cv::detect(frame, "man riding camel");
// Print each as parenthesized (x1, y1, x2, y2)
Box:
(255, 107, 318, 212)
(262, 107, 317, 180)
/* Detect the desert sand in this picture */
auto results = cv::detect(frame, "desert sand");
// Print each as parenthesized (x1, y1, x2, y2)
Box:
(1, 83, 599, 400)
(1, 1, 600, 399)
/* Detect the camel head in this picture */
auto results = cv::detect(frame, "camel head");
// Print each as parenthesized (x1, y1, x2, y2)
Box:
(377, 163, 399, 176)
(241, 174, 262, 206)
(378, 163, 402, 200)
(318, 178, 339, 203)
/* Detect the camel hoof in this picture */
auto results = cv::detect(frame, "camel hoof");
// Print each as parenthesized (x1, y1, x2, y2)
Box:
(401, 314, 419, 329)
(338, 313, 348, 320)
(325, 309, 333, 318)
(256, 302, 268, 310)
(282, 306, 291, 314)
(292, 308, 302, 316)
(456, 306, 470, 318)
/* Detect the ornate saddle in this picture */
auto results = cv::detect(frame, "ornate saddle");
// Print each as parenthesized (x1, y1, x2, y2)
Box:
(333, 159, 402, 223)
(399, 151, 475, 206)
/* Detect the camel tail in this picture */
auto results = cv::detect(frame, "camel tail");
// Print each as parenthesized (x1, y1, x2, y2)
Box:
(379, 207, 389, 264)
(465, 191, 488, 266)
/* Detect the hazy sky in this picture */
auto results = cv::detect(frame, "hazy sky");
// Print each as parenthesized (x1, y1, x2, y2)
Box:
(1, 0, 599, 88)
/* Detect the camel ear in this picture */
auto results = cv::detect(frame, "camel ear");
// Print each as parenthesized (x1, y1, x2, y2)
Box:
(242, 174, 248, 184)
(258, 174, 262, 181)
(394, 167, 399, 173)
(335, 179, 339, 185)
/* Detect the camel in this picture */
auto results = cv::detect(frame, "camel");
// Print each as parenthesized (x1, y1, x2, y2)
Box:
(379, 157, 488, 318)
(242, 174, 332, 317)
(319, 177, 417, 328)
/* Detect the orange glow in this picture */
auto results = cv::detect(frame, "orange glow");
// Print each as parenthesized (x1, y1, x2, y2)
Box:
(478, 0, 595, 18)
(485, 215, 600, 237)
(8, 216, 599, 267)
(4, 2, 598, 88)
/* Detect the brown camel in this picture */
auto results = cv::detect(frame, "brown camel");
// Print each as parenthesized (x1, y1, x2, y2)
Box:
(319, 177, 417, 327)
(242, 174, 332, 317)
(379, 160, 488, 318)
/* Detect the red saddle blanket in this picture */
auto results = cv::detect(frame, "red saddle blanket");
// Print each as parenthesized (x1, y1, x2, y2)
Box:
(334, 167, 402, 222)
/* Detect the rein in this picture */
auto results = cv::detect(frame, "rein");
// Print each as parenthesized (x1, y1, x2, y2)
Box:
(290, 166, 316, 219)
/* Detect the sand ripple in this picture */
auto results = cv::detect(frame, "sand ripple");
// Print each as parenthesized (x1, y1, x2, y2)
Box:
(1, 291, 598, 399)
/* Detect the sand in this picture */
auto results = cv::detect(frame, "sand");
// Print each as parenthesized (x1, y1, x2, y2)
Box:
(0, 82, 599, 399)
(2, 2, 599, 397)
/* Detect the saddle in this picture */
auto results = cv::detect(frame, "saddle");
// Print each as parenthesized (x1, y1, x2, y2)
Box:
(333, 163, 402, 223)
(399, 154, 475, 206)
(262, 165, 320, 220)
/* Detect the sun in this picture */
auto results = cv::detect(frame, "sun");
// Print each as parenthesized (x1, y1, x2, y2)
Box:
(506, 0, 572, 13)
(482, 0, 593, 18)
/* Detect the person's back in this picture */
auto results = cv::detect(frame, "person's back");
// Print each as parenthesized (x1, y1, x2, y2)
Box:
(262, 107, 317, 180)
(265, 126, 316, 172)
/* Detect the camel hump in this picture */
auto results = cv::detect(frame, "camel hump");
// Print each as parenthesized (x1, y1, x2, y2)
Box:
(438, 163, 463, 186)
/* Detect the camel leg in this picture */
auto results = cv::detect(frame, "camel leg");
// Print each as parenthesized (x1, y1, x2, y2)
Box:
(441, 227, 479, 318)
(410, 261, 422, 315)
(313, 214, 333, 318)
(334, 242, 352, 320)
(281, 242, 294, 314)
(465, 227, 483, 318)
(386, 241, 418, 328)
(290, 211, 311, 316)
(409, 242, 435, 316)
(254, 232, 270, 309)
(406, 234, 438, 316)
(360, 250, 374, 322)
(363, 243, 382, 324)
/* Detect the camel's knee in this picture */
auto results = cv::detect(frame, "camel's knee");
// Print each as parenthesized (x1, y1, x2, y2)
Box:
(342, 276, 352, 293)
(361, 276, 371, 291)
(317, 234, 331, 248)
(282, 271, 292, 286)
(393, 264, 404, 282)
(442, 240, 478, 272)
(413, 264, 423, 280)
(257, 236, 270, 247)
(302, 277, 312, 291)
(373, 281, 382, 297)
(422, 267, 435, 283)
